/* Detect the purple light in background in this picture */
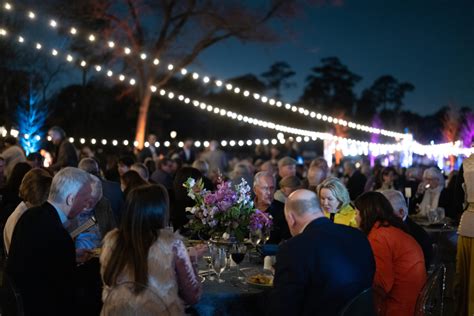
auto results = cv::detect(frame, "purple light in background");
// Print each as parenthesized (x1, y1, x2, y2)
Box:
(460, 112, 474, 148)
(370, 114, 383, 166)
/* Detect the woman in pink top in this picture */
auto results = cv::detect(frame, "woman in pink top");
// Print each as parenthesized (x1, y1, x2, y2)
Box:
(354, 192, 426, 316)
(100, 184, 204, 315)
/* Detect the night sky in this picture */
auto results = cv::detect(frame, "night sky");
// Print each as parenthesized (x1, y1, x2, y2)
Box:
(195, 0, 474, 115)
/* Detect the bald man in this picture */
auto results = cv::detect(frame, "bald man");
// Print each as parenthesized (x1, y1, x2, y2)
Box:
(269, 189, 375, 316)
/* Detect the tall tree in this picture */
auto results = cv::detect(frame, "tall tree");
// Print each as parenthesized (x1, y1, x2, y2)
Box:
(47, 0, 308, 148)
(261, 61, 296, 98)
(300, 57, 361, 116)
(364, 75, 414, 112)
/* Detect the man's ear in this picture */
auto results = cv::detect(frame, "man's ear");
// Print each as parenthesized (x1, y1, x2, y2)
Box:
(66, 194, 74, 206)
(286, 211, 296, 227)
(397, 208, 405, 219)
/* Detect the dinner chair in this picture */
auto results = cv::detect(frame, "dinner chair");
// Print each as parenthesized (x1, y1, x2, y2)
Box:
(414, 264, 446, 316)
(101, 281, 170, 316)
(0, 274, 24, 316)
(338, 288, 376, 316)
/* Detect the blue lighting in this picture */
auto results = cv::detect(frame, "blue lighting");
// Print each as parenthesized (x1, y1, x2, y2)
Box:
(17, 88, 48, 155)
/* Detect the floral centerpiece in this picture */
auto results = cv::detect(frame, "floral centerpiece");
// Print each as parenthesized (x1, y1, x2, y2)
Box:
(183, 177, 272, 243)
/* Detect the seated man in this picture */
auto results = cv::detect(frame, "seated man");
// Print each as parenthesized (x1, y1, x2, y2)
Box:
(381, 189, 433, 269)
(6, 167, 94, 315)
(269, 189, 375, 316)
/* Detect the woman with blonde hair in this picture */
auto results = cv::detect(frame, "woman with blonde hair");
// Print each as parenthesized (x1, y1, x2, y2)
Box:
(317, 177, 357, 227)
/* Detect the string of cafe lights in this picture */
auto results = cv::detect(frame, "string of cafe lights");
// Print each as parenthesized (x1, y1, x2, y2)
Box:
(2, 25, 472, 159)
(0, 26, 409, 154)
(1, 1, 411, 141)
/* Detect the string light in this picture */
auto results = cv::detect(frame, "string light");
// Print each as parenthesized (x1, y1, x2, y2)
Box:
(1, 27, 465, 159)
(1, 5, 409, 140)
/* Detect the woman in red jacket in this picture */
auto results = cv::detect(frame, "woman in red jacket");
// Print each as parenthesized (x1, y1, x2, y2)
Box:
(354, 191, 426, 316)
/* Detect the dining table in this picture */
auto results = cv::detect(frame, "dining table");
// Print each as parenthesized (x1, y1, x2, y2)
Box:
(188, 250, 273, 316)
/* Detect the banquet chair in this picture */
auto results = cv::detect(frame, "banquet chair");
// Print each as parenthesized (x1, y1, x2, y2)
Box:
(414, 264, 446, 316)
(101, 281, 170, 316)
(0, 274, 24, 316)
(338, 288, 376, 316)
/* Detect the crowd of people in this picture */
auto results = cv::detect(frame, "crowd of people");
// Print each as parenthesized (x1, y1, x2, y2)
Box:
(0, 126, 473, 316)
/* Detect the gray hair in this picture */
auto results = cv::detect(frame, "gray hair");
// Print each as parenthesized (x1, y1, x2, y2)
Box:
(131, 163, 149, 181)
(317, 177, 351, 207)
(90, 174, 103, 203)
(78, 158, 100, 176)
(48, 167, 92, 204)
(253, 171, 275, 189)
(285, 190, 322, 216)
(192, 159, 209, 175)
(381, 189, 408, 218)
(423, 167, 444, 185)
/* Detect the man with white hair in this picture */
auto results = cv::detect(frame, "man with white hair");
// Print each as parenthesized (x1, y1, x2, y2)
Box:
(6, 167, 94, 315)
(381, 189, 433, 268)
(269, 189, 375, 315)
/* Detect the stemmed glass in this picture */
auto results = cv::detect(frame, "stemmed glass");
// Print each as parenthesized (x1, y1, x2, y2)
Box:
(209, 245, 227, 283)
(230, 243, 247, 280)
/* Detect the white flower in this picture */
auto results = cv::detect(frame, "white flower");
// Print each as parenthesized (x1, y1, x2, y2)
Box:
(186, 178, 196, 188)
(222, 232, 230, 240)
(187, 191, 196, 200)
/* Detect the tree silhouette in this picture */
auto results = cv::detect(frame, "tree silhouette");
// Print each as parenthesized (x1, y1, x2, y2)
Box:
(364, 75, 414, 112)
(261, 61, 296, 98)
(300, 57, 361, 116)
(46, 0, 308, 148)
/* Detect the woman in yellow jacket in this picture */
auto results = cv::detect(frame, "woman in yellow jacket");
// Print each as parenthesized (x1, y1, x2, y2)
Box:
(317, 177, 358, 228)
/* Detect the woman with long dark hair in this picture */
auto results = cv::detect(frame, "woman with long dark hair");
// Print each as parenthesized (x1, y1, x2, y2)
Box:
(100, 184, 202, 315)
(354, 192, 426, 316)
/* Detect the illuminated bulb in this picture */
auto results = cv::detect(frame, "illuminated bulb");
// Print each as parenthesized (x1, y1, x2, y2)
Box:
(234, 87, 240, 94)
(107, 70, 113, 77)
(203, 76, 210, 83)
(66, 55, 73, 62)
(0, 29, 7, 36)
(153, 58, 159, 65)
(243, 91, 250, 97)
(108, 41, 115, 48)
(18, 36, 24, 43)
(204, 141, 210, 148)
(101, 139, 107, 145)
(144, 142, 149, 148)
(91, 138, 97, 144)
(88, 34, 95, 42)
(124, 47, 131, 54)
(50, 19, 57, 28)
(28, 11, 36, 19)
(192, 73, 199, 79)
(170, 131, 177, 139)
(80, 138, 85, 144)
(119, 74, 125, 81)
(225, 84, 232, 90)
(133, 141, 139, 147)
(261, 96, 268, 103)
(129, 78, 136, 85)
(47, 136, 52, 141)
(221, 140, 228, 147)
(316, 113, 322, 119)
(112, 140, 118, 146)
(69, 137, 74, 143)
(167, 64, 174, 70)
(70, 27, 77, 35)
(291, 106, 298, 112)
(238, 140, 244, 147)
(168, 92, 174, 99)
(255, 139, 261, 145)
(246, 140, 252, 146)
(253, 93, 260, 100)
(35, 135, 41, 141)
(296, 136, 302, 143)
(80, 60, 87, 67)
(269, 99, 275, 105)
(220, 109, 226, 116)
(140, 53, 147, 60)
(51, 49, 58, 56)
(263, 139, 269, 145)
(36, 43, 42, 50)
(271, 139, 278, 145)
(95, 65, 102, 72)
(164, 141, 170, 147)
(123, 140, 129, 146)
(195, 141, 201, 147)
(181, 68, 187, 75)
(207, 105, 213, 112)
(229, 140, 236, 147)
(178, 141, 184, 148)
(160, 90, 166, 96)
(178, 95, 184, 101)
(150, 85, 157, 92)
(277, 132, 284, 139)
(276, 101, 282, 107)
(215, 80, 223, 87)
(285, 103, 291, 110)
(155, 142, 160, 147)
(310, 112, 316, 118)
(4, 3, 12, 10)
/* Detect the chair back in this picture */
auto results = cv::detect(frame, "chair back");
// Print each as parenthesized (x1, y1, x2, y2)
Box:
(338, 288, 376, 316)
(414, 264, 446, 316)
(0, 274, 24, 316)
(101, 282, 170, 316)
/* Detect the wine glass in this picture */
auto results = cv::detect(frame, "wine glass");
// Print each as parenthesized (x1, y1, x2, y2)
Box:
(230, 243, 247, 280)
(210, 245, 227, 283)
(249, 230, 262, 248)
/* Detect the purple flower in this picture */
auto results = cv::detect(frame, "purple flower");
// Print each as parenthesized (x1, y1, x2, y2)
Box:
(249, 210, 273, 232)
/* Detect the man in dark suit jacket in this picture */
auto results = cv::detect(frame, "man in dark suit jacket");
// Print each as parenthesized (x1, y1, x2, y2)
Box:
(269, 190, 375, 316)
(6, 167, 93, 315)
(179, 139, 196, 165)
(382, 189, 433, 269)
(344, 162, 367, 200)
(48, 126, 78, 172)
